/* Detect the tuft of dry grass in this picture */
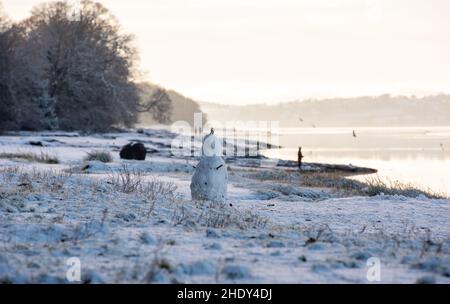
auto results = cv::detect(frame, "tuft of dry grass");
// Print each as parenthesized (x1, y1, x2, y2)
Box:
(108, 166, 141, 193)
(107, 164, 144, 194)
(248, 169, 301, 183)
(107, 164, 177, 215)
(300, 172, 363, 194)
(248, 167, 447, 199)
(0, 166, 21, 182)
(363, 176, 446, 199)
(300, 172, 447, 199)
(0, 166, 71, 192)
(0, 166, 72, 199)
(84, 150, 113, 163)
(172, 200, 269, 230)
(107, 164, 177, 196)
(143, 245, 174, 283)
(0, 151, 59, 164)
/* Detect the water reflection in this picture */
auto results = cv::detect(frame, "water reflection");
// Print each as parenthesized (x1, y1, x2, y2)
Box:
(261, 127, 450, 196)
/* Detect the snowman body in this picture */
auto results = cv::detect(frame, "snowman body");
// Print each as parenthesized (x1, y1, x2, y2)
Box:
(190, 132, 227, 202)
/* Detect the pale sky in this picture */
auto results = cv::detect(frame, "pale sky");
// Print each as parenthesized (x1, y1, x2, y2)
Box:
(3, 0, 450, 104)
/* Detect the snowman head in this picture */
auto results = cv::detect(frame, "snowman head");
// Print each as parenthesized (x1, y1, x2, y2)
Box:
(202, 131, 223, 157)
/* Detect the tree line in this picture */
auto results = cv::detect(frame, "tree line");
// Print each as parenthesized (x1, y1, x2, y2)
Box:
(0, 0, 172, 132)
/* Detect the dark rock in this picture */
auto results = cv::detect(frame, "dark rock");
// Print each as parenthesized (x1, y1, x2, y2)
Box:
(416, 276, 436, 284)
(132, 143, 146, 160)
(120, 143, 134, 159)
(82, 270, 106, 284)
(206, 228, 220, 238)
(119, 142, 147, 160)
(351, 251, 373, 261)
(29, 141, 44, 147)
(43, 139, 64, 144)
(205, 243, 222, 250)
(221, 265, 251, 279)
(267, 241, 285, 248)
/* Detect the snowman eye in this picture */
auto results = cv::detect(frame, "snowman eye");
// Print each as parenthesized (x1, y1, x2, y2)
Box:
(215, 164, 223, 170)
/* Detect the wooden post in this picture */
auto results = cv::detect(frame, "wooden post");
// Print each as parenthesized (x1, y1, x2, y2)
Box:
(233, 128, 237, 156)
(244, 130, 249, 157)
(298, 147, 304, 169)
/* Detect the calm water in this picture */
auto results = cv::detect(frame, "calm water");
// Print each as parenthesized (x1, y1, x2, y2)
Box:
(261, 127, 450, 196)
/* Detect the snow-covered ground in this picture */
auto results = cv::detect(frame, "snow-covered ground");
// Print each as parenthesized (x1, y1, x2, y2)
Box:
(0, 129, 449, 283)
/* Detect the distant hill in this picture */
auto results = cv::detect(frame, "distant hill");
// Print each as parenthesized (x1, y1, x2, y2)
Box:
(200, 94, 450, 127)
(137, 83, 207, 126)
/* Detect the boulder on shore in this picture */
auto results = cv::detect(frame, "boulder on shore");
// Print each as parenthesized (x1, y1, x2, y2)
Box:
(119, 142, 146, 160)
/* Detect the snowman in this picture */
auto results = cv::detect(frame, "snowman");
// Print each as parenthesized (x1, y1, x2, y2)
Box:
(190, 128, 228, 202)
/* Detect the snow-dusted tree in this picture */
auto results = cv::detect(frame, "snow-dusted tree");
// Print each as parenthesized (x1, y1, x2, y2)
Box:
(34, 79, 59, 130)
(12, 0, 140, 131)
(138, 87, 173, 124)
(0, 4, 17, 131)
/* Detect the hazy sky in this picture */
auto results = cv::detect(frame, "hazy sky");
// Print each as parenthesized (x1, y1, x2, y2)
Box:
(3, 0, 450, 104)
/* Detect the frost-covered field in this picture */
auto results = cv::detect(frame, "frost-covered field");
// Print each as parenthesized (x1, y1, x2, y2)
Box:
(0, 129, 449, 283)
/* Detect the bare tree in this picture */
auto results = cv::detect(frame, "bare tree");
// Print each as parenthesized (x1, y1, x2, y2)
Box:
(138, 87, 173, 124)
